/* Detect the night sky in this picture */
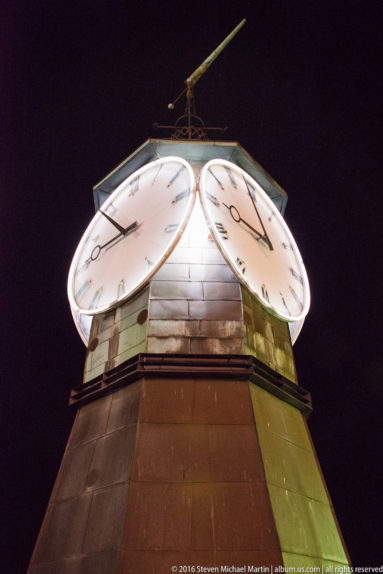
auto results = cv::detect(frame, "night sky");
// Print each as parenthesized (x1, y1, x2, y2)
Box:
(2, 1, 382, 572)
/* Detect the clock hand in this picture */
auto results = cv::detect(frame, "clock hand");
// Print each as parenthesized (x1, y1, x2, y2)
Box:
(90, 221, 138, 261)
(100, 209, 134, 235)
(222, 202, 271, 247)
(243, 180, 274, 251)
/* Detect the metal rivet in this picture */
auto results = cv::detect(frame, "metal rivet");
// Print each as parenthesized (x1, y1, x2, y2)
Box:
(137, 309, 148, 324)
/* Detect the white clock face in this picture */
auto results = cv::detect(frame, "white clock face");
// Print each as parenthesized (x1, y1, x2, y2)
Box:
(200, 159, 310, 321)
(68, 156, 195, 315)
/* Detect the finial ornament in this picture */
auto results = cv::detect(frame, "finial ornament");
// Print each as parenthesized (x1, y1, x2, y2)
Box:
(156, 19, 246, 140)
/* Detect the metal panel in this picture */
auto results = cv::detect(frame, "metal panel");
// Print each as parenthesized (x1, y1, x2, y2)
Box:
(149, 299, 189, 319)
(32, 494, 92, 563)
(189, 336, 243, 354)
(210, 482, 281, 550)
(123, 482, 194, 550)
(147, 319, 199, 337)
(52, 441, 95, 502)
(188, 300, 242, 320)
(140, 378, 195, 423)
(189, 263, 236, 282)
(193, 379, 254, 425)
(250, 385, 312, 449)
(250, 384, 349, 565)
(199, 320, 243, 338)
(68, 395, 112, 449)
(86, 426, 137, 490)
(255, 427, 329, 503)
(202, 281, 241, 300)
(107, 382, 141, 432)
(268, 484, 348, 562)
(150, 280, 203, 300)
(132, 423, 264, 483)
(83, 483, 129, 554)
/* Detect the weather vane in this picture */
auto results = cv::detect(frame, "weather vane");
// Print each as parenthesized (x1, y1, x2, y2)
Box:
(154, 18, 246, 140)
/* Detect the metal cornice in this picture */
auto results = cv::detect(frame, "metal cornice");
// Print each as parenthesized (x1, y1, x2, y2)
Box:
(70, 352, 312, 415)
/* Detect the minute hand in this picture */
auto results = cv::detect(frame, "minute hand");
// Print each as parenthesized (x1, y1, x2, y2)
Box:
(244, 182, 273, 251)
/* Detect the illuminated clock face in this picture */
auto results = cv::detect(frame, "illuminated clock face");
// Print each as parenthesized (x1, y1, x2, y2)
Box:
(68, 156, 195, 315)
(200, 159, 310, 321)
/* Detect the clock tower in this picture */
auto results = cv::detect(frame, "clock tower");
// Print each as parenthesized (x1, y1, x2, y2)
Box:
(28, 22, 350, 574)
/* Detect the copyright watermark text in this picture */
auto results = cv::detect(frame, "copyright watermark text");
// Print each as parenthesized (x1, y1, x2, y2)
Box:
(170, 567, 383, 574)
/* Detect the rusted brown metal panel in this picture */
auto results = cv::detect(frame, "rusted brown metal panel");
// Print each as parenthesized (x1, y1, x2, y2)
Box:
(190, 336, 243, 354)
(83, 483, 129, 554)
(107, 381, 141, 431)
(32, 494, 92, 563)
(199, 319, 243, 338)
(85, 426, 137, 490)
(132, 423, 263, 483)
(123, 482, 194, 550)
(52, 440, 95, 502)
(68, 393, 113, 448)
(193, 378, 254, 424)
(206, 424, 265, 481)
(133, 423, 211, 482)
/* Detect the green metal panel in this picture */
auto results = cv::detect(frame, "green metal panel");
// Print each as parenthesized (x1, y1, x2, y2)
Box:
(250, 385, 349, 566)
(255, 427, 329, 503)
(268, 484, 347, 562)
(242, 286, 296, 383)
(250, 383, 309, 448)
(283, 552, 350, 570)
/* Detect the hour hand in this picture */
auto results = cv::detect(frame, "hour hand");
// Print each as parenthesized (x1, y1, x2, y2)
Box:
(100, 209, 136, 235)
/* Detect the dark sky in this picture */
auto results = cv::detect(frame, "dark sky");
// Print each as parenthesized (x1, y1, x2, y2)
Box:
(2, 1, 382, 571)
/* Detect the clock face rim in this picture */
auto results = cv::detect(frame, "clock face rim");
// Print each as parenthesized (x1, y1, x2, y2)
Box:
(199, 158, 310, 322)
(67, 156, 196, 316)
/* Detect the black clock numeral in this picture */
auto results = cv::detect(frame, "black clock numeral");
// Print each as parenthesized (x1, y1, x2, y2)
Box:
(224, 166, 237, 188)
(165, 223, 178, 233)
(129, 176, 140, 196)
(206, 191, 220, 206)
(172, 188, 190, 203)
(104, 203, 117, 216)
(208, 167, 224, 190)
(236, 256, 246, 274)
(244, 179, 257, 202)
(167, 165, 186, 187)
(75, 279, 92, 301)
(89, 288, 103, 310)
(261, 283, 270, 303)
(85, 234, 99, 245)
(282, 241, 294, 251)
(151, 163, 163, 186)
(145, 257, 154, 266)
(268, 210, 275, 222)
(289, 286, 304, 311)
(117, 279, 126, 299)
(280, 292, 291, 316)
(289, 267, 304, 285)
(215, 222, 229, 240)
(76, 257, 92, 274)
